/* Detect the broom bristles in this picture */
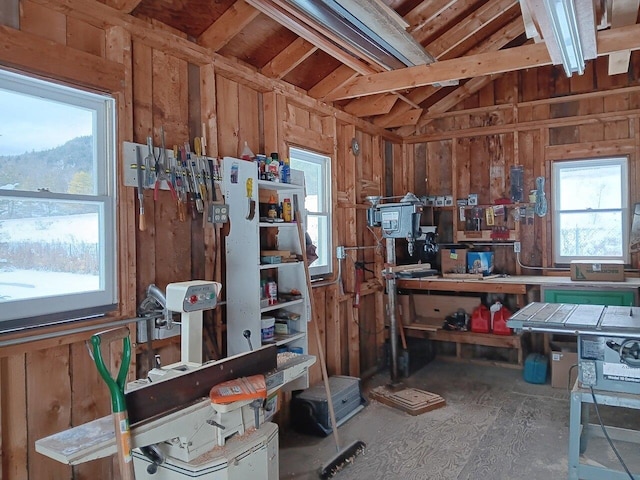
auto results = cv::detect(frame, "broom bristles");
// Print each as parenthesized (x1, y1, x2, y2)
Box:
(319, 440, 366, 479)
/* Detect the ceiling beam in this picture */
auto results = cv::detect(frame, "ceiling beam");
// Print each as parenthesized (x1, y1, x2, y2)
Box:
(198, 0, 261, 52)
(608, 0, 640, 74)
(103, 0, 141, 14)
(308, 64, 359, 98)
(427, 0, 519, 60)
(372, 15, 525, 128)
(404, 0, 458, 34)
(412, 0, 479, 45)
(343, 93, 398, 116)
(261, 37, 317, 78)
(245, 0, 379, 75)
(326, 24, 640, 101)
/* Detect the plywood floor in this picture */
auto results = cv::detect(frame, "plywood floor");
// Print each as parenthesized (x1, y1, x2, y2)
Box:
(279, 360, 640, 479)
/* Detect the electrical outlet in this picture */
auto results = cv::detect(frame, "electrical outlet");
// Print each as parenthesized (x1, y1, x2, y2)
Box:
(336, 245, 346, 260)
(581, 360, 597, 386)
(513, 241, 521, 253)
(207, 203, 229, 224)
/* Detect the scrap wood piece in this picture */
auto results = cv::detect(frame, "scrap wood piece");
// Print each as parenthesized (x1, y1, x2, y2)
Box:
(369, 386, 445, 416)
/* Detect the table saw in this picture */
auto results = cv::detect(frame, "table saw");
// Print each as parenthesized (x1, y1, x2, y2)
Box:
(508, 302, 640, 480)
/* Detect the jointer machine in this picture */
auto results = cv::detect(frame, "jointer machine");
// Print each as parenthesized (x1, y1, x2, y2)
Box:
(36, 280, 316, 479)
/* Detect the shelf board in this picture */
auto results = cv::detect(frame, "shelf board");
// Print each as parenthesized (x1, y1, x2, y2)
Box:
(456, 230, 517, 242)
(259, 261, 301, 270)
(260, 298, 303, 313)
(259, 221, 298, 228)
(269, 332, 305, 346)
(257, 180, 302, 191)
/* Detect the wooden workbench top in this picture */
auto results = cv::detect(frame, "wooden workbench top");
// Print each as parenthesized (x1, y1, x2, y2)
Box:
(397, 275, 640, 295)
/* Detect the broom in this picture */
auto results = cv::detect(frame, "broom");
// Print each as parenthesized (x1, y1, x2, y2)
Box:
(295, 215, 365, 479)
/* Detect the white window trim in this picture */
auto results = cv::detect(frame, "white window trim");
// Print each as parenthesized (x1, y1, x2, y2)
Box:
(0, 69, 117, 331)
(289, 147, 333, 278)
(552, 156, 629, 264)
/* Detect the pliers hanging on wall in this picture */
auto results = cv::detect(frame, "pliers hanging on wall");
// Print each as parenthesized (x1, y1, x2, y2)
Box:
(152, 130, 177, 202)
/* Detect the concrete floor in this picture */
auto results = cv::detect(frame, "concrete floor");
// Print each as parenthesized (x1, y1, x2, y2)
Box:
(279, 359, 640, 480)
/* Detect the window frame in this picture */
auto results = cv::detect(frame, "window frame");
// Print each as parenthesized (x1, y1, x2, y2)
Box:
(0, 68, 118, 332)
(289, 146, 333, 278)
(552, 156, 629, 265)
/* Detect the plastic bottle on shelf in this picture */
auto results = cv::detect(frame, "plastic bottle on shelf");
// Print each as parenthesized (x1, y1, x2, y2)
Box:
(241, 141, 254, 161)
(282, 157, 290, 183)
(282, 198, 292, 222)
(267, 195, 278, 220)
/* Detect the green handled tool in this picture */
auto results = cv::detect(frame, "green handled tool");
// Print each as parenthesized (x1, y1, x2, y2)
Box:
(91, 327, 135, 480)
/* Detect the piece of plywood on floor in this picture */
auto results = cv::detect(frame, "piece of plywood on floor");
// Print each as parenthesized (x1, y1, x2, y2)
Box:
(369, 386, 445, 416)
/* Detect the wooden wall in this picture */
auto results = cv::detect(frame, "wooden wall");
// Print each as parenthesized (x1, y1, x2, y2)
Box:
(408, 55, 640, 273)
(0, 1, 394, 478)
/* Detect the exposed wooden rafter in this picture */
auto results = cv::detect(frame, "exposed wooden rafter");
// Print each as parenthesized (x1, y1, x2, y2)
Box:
(198, 0, 261, 52)
(261, 37, 317, 79)
(373, 15, 525, 128)
(103, 0, 141, 14)
(608, 0, 640, 74)
(326, 24, 640, 101)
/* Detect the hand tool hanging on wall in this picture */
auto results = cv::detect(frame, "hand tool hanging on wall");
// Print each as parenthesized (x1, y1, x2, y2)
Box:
(153, 128, 177, 202)
(245, 178, 255, 220)
(135, 146, 146, 232)
(90, 327, 135, 480)
(145, 137, 155, 189)
(173, 145, 186, 222)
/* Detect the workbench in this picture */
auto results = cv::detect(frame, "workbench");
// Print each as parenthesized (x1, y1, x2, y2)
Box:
(398, 275, 640, 308)
(396, 276, 640, 367)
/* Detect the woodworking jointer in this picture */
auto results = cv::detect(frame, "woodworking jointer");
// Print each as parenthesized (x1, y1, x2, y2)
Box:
(36, 280, 316, 479)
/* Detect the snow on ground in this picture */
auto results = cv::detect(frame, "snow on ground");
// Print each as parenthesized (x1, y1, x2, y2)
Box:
(0, 213, 98, 243)
(0, 269, 98, 301)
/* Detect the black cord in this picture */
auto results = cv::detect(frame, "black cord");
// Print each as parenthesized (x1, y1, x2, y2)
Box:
(589, 386, 635, 480)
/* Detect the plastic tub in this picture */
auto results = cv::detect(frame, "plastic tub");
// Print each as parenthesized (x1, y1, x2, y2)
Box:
(261, 316, 275, 342)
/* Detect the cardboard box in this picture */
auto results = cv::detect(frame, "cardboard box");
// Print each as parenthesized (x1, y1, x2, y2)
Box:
(440, 247, 467, 274)
(570, 260, 625, 282)
(550, 341, 578, 389)
(467, 251, 494, 276)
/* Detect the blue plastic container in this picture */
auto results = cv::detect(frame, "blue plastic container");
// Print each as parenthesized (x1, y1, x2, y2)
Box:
(524, 353, 548, 384)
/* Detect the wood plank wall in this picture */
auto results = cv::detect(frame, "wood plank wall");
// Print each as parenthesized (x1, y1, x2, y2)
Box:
(409, 56, 640, 274)
(0, 1, 393, 477)
(3, 2, 639, 479)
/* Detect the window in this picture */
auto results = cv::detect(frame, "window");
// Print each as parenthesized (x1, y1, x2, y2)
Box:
(289, 147, 332, 277)
(0, 69, 117, 331)
(552, 157, 629, 264)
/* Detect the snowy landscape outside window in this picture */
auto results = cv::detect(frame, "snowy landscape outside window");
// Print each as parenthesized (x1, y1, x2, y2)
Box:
(0, 69, 117, 331)
(289, 147, 332, 277)
(552, 157, 629, 264)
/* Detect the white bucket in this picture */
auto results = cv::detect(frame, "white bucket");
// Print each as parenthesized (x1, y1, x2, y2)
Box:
(261, 316, 275, 342)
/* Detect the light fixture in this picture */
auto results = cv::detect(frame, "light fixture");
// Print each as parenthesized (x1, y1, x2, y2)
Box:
(543, 0, 585, 76)
(283, 0, 434, 70)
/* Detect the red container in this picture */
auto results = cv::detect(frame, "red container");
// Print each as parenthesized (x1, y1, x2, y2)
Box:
(470, 304, 491, 333)
(492, 304, 512, 336)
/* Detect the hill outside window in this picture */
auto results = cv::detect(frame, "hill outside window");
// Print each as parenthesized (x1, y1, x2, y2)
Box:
(0, 69, 117, 332)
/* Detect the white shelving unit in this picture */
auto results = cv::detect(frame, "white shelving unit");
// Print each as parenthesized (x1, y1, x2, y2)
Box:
(223, 157, 310, 389)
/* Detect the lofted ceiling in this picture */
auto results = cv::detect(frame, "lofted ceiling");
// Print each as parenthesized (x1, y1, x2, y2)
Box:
(114, 0, 640, 135)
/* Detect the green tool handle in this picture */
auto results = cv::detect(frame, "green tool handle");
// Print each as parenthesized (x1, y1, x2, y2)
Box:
(91, 327, 132, 413)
